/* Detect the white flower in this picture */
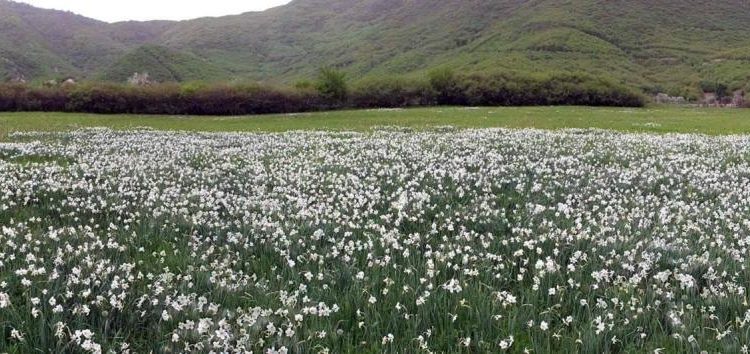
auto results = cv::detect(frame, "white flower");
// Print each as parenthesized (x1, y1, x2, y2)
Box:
(441, 278, 462, 293)
(499, 335, 514, 349)
(10, 329, 24, 341)
(675, 273, 696, 290)
(540, 321, 549, 331)
(5, 127, 750, 351)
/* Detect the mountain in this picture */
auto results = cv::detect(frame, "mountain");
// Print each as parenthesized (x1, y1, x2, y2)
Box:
(99, 45, 228, 82)
(1, 0, 750, 96)
(0, 1, 167, 80)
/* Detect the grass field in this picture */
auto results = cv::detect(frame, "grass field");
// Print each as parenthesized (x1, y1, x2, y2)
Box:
(3, 106, 750, 140)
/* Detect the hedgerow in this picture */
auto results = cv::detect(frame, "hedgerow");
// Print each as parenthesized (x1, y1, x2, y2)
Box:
(0, 71, 645, 115)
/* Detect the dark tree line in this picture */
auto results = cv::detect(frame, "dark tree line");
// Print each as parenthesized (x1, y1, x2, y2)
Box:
(0, 69, 645, 115)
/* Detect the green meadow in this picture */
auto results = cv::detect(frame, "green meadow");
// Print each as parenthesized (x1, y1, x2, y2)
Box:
(3, 106, 750, 139)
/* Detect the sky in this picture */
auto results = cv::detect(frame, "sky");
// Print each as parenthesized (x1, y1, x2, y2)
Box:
(14, 0, 293, 22)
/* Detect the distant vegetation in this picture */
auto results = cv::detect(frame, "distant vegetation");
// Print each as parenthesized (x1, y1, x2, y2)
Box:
(1, 0, 750, 97)
(98, 45, 228, 83)
(0, 69, 645, 115)
(315, 67, 349, 104)
(0, 82, 322, 115)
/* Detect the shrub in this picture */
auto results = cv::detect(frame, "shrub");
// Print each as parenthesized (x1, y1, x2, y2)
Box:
(0, 84, 30, 111)
(294, 80, 315, 90)
(428, 67, 465, 105)
(316, 67, 348, 104)
(458, 72, 645, 107)
(0, 84, 68, 111)
(699, 80, 729, 97)
(349, 77, 435, 108)
(0, 71, 645, 116)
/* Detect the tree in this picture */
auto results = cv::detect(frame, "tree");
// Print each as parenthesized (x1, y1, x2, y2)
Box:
(316, 67, 348, 103)
(699, 80, 728, 98)
(428, 67, 463, 105)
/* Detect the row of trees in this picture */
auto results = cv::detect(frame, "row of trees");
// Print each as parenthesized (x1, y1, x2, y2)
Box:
(325, 68, 645, 108)
(0, 68, 645, 115)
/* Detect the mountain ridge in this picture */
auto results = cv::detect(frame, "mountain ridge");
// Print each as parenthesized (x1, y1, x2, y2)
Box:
(2, 0, 750, 96)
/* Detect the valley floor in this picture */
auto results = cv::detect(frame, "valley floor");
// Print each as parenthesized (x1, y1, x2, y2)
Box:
(3, 106, 750, 139)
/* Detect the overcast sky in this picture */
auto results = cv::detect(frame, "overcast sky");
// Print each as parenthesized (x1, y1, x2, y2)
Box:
(14, 0, 293, 22)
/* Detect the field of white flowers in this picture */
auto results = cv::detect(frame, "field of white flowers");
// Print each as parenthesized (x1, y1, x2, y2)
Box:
(2, 128, 750, 353)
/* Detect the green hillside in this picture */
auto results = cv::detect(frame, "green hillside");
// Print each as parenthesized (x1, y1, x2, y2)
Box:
(99, 45, 228, 82)
(1, 0, 750, 95)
